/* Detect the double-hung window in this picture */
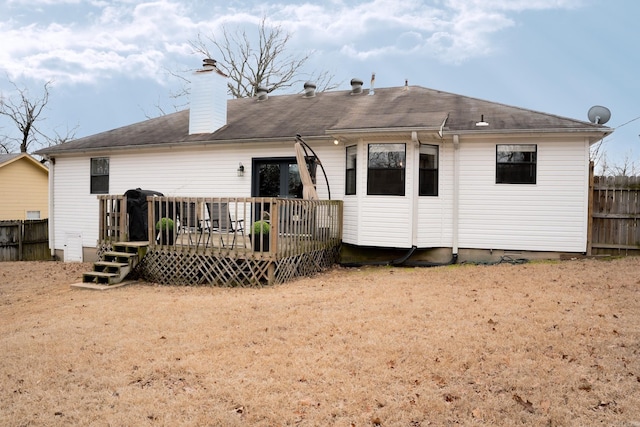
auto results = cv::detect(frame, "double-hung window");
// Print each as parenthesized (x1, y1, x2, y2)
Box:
(496, 144, 537, 184)
(419, 144, 438, 196)
(345, 145, 357, 195)
(90, 157, 109, 194)
(367, 143, 405, 196)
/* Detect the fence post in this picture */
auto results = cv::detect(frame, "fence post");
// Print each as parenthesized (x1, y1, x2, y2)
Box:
(587, 161, 594, 256)
(18, 220, 23, 261)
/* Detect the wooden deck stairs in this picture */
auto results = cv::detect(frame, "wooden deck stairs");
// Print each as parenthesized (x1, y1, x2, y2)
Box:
(76, 242, 148, 289)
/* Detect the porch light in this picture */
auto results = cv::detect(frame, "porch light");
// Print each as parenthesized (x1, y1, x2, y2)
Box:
(237, 162, 245, 177)
(333, 139, 340, 145)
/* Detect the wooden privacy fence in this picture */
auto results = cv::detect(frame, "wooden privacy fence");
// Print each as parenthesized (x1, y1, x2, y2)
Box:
(0, 219, 50, 262)
(589, 176, 640, 256)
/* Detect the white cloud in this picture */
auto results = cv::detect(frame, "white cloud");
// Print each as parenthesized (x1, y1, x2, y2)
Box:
(271, 0, 581, 64)
(0, 0, 201, 84)
(0, 0, 585, 85)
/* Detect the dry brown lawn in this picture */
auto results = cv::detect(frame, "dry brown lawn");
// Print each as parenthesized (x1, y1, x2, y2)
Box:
(1, 257, 639, 426)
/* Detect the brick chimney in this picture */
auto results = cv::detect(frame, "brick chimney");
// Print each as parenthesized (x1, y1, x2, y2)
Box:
(189, 59, 228, 135)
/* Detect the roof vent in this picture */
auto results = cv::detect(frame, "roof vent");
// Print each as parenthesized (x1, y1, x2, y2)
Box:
(256, 86, 268, 101)
(475, 115, 489, 127)
(350, 78, 363, 94)
(303, 81, 316, 98)
(369, 72, 375, 96)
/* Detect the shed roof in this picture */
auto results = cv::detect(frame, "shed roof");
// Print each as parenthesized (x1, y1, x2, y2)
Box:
(36, 85, 611, 155)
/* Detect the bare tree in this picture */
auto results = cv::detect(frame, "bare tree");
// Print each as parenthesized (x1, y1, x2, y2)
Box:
(190, 17, 338, 99)
(610, 151, 638, 176)
(0, 79, 51, 153)
(47, 123, 78, 146)
(0, 78, 76, 153)
(0, 137, 11, 154)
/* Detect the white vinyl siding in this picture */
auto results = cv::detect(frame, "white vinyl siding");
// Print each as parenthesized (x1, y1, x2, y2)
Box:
(416, 141, 453, 247)
(53, 157, 97, 249)
(457, 138, 588, 252)
(51, 134, 591, 258)
(51, 141, 345, 257)
(343, 141, 415, 247)
(358, 197, 412, 247)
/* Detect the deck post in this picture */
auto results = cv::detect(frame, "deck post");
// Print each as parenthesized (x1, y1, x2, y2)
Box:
(270, 198, 279, 256)
(119, 196, 128, 242)
(98, 196, 106, 242)
(267, 261, 275, 285)
(147, 197, 154, 248)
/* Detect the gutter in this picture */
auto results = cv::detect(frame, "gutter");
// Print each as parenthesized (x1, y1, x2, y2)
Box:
(34, 135, 338, 157)
(329, 126, 443, 135)
(441, 128, 612, 145)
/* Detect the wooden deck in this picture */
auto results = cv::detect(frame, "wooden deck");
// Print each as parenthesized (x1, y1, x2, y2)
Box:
(97, 196, 342, 286)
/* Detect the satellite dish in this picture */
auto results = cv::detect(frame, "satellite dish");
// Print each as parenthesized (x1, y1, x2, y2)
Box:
(587, 105, 611, 125)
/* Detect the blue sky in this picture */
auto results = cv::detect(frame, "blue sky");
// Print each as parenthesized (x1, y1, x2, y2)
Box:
(1, 0, 638, 171)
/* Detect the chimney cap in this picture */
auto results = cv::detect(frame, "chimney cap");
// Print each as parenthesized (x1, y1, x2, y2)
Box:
(198, 58, 228, 77)
(203, 58, 217, 67)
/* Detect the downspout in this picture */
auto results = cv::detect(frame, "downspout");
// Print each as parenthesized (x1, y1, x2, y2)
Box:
(411, 131, 420, 249)
(452, 135, 460, 261)
(45, 156, 56, 259)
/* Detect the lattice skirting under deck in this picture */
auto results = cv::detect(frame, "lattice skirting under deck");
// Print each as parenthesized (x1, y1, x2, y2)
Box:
(115, 247, 340, 287)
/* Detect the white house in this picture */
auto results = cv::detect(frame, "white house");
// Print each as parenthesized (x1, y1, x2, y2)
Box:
(37, 60, 612, 264)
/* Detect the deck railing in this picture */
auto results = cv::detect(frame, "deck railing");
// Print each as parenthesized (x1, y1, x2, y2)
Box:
(97, 195, 343, 260)
(98, 195, 127, 242)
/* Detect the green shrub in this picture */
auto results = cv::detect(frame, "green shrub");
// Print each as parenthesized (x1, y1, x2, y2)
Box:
(252, 220, 270, 235)
(155, 217, 174, 230)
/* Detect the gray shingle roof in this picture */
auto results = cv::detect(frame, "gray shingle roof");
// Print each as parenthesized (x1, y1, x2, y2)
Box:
(36, 85, 610, 155)
(0, 153, 23, 165)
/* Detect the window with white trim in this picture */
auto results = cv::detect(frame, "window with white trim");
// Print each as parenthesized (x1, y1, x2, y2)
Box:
(496, 144, 537, 184)
(26, 211, 41, 220)
(419, 144, 438, 196)
(345, 145, 357, 195)
(90, 157, 109, 194)
(367, 143, 405, 196)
